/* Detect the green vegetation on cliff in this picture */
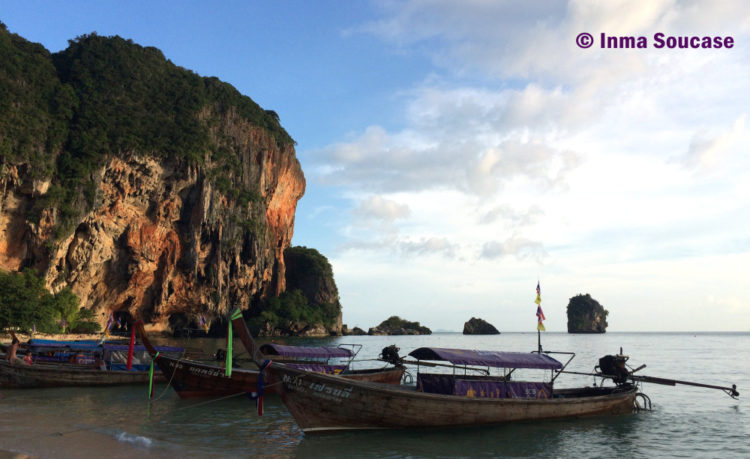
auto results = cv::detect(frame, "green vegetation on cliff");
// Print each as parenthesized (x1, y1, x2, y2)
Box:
(0, 22, 72, 178)
(247, 289, 339, 333)
(0, 24, 294, 239)
(0, 269, 99, 333)
(247, 246, 342, 335)
(566, 293, 609, 333)
(371, 316, 432, 335)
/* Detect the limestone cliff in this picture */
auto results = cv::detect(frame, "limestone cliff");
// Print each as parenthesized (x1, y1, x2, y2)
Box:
(0, 28, 305, 332)
(284, 246, 342, 334)
(566, 293, 609, 333)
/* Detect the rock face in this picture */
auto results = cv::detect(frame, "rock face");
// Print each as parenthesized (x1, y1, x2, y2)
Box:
(567, 294, 609, 333)
(284, 246, 342, 334)
(1, 132, 304, 333)
(342, 325, 366, 336)
(254, 321, 328, 337)
(369, 316, 431, 335)
(0, 29, 306, 333)
(463, 317, 500, 335)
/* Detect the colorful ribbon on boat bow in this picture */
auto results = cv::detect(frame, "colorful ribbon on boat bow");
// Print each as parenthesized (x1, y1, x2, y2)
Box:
(225, 309, 243, 377)
(148, 351, 160, 399)
(247, 359, 273, 416)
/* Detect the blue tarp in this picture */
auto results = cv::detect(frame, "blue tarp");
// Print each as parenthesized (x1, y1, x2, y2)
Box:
(28, 339, 103, 351)
(259, 343, 353, 359)
(28, 339, 182, 354)
(408, 347, 563, 370)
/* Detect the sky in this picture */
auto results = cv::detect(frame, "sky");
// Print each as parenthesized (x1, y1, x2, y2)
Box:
(3, 1, 749, 332)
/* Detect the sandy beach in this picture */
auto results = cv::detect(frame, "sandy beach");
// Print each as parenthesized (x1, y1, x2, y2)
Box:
(1, 332, 105, 342)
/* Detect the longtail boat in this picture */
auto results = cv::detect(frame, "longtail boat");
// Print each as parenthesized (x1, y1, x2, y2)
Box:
(0, 359, 168, 388)
(264, 343, 740, 433)
(0, 338, 183, 389)
(136, 317, 404, 398)
(271, 347, 640, 432)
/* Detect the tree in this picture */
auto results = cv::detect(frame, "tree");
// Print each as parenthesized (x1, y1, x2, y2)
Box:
(0, 269, 57, 332)
(0, 269, 88, 334)
(52, 287, 79, 332)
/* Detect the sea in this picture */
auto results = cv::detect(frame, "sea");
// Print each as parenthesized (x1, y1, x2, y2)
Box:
(1, 332, 748, 458)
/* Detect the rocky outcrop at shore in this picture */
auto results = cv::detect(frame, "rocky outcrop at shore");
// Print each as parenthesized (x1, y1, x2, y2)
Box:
(463, 317, 500, 335)
(342, 325, 367, 336)
(368, 316, 431, 335)
(567, 293, 609, 333)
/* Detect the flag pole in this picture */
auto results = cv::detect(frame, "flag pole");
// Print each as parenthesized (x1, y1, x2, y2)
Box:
(538, 328, 541, 353)
(535, 279, 544, 353)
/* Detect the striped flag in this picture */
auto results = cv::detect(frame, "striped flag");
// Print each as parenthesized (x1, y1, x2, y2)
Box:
(536, 282, 546, 331)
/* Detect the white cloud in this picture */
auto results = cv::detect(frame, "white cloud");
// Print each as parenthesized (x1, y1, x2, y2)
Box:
(303, 0, 750, 331)
(400, 236, 458, 257)
(682, 114, 749, 172)
(478, 203, 544, 227)
(354, 195, 411, 222)
(480, 237, 547, 261)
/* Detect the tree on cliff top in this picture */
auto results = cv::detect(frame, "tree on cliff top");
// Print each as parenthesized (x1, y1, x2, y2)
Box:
(566, 293, 609, 333)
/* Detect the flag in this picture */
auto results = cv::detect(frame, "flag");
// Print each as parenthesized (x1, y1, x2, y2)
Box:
(536, 306, 546, 331)
(105, 312, 114, 338)
(536, 282, 546, 332)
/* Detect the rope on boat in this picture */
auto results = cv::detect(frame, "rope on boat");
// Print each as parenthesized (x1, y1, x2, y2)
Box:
(149, 356, 181, 402)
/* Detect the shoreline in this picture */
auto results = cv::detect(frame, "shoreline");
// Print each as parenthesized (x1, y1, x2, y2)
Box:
(0, 331, 135, 343)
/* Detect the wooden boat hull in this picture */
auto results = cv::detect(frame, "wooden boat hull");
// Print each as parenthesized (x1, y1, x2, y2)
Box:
(0, 359, 164, 389)
(152, 355, 405, 398)
(273, 364, 638, 433)
(136, 320, 404, 398)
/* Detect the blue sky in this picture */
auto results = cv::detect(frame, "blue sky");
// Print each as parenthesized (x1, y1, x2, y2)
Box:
(3, 1, 750, 331)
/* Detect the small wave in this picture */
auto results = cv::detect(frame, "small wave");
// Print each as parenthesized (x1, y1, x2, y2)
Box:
(114, 431, 153, 448)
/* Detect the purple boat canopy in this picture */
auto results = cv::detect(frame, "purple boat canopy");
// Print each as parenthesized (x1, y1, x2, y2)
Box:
(408, 347, 563, 370)
(260, 343, 353, 359)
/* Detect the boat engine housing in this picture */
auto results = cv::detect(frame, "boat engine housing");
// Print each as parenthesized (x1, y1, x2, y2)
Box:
(597, 354, 630, 384)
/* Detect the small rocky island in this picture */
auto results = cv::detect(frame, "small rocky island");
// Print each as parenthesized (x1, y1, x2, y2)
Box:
(368, 316, 431, 335)
(567, 294, 609, 333)
(463, 317, 500, 335)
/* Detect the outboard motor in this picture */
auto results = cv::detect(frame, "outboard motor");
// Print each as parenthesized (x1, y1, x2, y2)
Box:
(380, 345, 404, 366)
(597, 354, 630, 384)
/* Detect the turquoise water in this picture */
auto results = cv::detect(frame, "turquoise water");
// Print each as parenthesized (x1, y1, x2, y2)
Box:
(1, 332, 747, 458)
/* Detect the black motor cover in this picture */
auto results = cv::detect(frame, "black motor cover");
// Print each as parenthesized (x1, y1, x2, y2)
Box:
(598, 354, 630, 384)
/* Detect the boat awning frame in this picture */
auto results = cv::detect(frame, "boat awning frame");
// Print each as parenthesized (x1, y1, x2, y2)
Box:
(259, 343, 354, 359)
(408, 347, 563, 370)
